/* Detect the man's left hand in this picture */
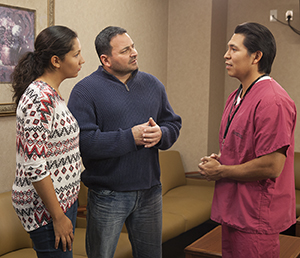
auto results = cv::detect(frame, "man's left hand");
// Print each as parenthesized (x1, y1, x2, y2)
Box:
(143, 117, 162, 148)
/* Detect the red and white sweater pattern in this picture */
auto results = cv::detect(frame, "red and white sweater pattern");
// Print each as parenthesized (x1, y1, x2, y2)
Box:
(12, 81, 81, 232)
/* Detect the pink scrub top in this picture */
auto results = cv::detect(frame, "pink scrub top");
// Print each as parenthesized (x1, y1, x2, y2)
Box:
(211, 76, 297, 234)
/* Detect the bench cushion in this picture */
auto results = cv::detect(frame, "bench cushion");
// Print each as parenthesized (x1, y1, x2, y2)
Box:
(0, 192, 32, 256)
(159, 151, 186, 195)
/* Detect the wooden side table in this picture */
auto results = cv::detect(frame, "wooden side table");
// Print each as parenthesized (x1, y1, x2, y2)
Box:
(185, 225, 221, 258)
(185, 225, 300, 258)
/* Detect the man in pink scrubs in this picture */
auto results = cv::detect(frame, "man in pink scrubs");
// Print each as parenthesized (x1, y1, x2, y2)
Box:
(198, 22, 297, 258)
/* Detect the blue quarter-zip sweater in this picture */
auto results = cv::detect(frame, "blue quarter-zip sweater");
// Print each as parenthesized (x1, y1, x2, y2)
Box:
(68, 66, 181, 191)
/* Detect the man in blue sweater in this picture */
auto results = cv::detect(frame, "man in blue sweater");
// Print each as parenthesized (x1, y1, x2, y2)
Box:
(68, 26, 181, 258)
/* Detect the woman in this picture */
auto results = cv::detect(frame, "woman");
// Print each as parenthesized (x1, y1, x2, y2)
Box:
(11, 25, 85, 258)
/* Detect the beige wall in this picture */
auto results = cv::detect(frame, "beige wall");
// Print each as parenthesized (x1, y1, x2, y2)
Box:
(167, 0, 227, 171)
(208, 0, 228, 155)
(1, 0, 300, 193)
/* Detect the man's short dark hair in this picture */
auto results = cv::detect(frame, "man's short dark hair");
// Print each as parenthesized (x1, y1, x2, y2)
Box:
(234, 22, 276, 74)
(95, 26, 127, 64)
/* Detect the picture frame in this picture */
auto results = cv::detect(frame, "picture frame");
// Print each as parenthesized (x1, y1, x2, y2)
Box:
(0, 102, 16, 117)
(0, 4, 35, 84)
(48, 0, 55, 27)
(0, 0, 54, 117)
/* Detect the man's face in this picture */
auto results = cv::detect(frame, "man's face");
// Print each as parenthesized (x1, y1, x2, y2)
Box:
(106, 33, 138, 77)
(224, 33, 256, 82)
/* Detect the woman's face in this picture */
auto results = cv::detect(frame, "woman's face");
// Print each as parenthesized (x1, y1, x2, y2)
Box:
(59, 37, 85, 79)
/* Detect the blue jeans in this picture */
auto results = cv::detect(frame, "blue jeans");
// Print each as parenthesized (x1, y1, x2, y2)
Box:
(29, 200, 78, 258)
(86, 184, 162, 258)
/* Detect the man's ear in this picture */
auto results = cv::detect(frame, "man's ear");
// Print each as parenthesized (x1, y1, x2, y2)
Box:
(100, 54, 111, 67)
(50, 55, 60, 69)
(253, 51, 263, 64)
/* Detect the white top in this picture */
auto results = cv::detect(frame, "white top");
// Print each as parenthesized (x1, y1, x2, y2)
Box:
(12, 81, 81, 232)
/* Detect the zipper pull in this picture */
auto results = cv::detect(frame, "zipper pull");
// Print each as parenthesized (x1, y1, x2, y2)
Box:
(125, 84, 129, 91)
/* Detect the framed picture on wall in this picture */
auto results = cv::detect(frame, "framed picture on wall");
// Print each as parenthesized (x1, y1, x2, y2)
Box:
(0, 1, 55, 117)
(0, 102, 16, 117)
(0, 4, 35, 84)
